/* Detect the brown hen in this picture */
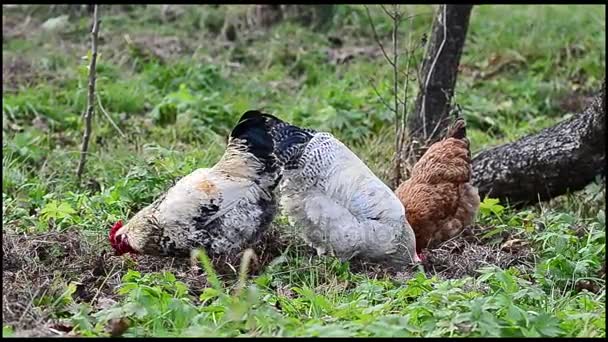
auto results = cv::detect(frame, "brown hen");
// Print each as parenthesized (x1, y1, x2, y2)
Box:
(395, 118, 480, 260)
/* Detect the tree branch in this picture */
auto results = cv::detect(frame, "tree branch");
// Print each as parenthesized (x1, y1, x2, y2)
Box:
(97, 92, 126, 138)
(76, 5, 100, 183)
(368, 77, 396, 113)
(392, 5, 401, 171)
(364, 5, 395, 68)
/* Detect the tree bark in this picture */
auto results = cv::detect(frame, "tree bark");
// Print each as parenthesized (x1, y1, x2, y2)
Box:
(407, 5, 473, 146)
(471, 79, 606, 206)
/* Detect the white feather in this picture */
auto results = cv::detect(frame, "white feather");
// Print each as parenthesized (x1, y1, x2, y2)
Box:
(279, 132, 417, 266)
(152, 165, 274, 255)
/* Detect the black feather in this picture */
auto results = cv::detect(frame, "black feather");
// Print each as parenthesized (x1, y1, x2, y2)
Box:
(231, 110, 316, 170)
(236, 110, 285, 126)
(229, 110, 280, 171)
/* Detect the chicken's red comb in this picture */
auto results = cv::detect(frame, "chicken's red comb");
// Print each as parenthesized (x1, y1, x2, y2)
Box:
(109, 220, 123, 246)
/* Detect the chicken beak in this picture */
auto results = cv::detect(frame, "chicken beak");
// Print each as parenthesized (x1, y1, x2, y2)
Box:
(113, 234, 130, 256)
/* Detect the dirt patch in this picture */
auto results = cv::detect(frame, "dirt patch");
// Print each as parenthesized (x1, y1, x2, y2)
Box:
(325, 45, 382, 65)
(2, 12, 38, 42)
(555, 90, 595, 114)
(1, 222, 290, 336)
(2, 56, 41, 92)
(422, 225, 533, 279)
(191, 222, 295, 277)
(248, 223, 293, 273)
(350, 224, 533, 281)
(124, 34, 191, 63)
(2, 229, 200, 335)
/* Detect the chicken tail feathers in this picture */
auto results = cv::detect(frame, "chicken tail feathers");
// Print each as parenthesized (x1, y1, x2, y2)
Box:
(231, 110, 315, 169)
(447, 117, 467, 140)
(447, 104, 467, 140)
(446, 116, 471, 158)
(237, 110, 285, 126)
(230, 110, 281, 168)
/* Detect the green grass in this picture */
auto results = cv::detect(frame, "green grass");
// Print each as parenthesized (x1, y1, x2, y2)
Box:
(2, 4, 605, 337)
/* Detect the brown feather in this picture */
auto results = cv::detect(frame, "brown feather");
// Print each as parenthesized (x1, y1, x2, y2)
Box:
(395, 118, 480, 252)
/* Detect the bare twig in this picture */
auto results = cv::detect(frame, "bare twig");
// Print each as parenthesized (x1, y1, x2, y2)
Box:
(76, 5, 100, 183)
(90, 263, 118, 305)
(97, 93, 126, 138)
(366, 5, 424, 187)
(380, 4, 396, 20)
(364, 5, 395, 68)
(17, 279, 49, 325)
(392, 6, 400, 136)
(427, 116, 447, 146)
(366, 5, 409, 187)
(368, 77, 395, 113)
(426, 89, 453, 140)
(398, 10, 415, 178)
(391, 5, 402, 187)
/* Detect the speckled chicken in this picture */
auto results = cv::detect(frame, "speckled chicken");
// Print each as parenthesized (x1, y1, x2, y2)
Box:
(272, 119, 419, 268)
(109, 110, 286, 258)
(395, 118, 480, 259)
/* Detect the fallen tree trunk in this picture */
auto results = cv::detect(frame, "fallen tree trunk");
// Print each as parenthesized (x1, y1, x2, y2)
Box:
(472, 79, 606, 206)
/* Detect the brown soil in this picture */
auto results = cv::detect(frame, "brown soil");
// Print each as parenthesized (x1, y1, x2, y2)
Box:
(2, 229, 198, 334)
(421, 224, 533, 279)
(1, 222, 293, 336)
(2, 11, 38, 42)
(2, 56, 40, 92)
(556, 90, 595, 114)
(349, 224, 534, 281)
(124, 34, 191, 64)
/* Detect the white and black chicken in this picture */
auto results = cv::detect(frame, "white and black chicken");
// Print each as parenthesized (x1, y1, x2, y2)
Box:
(109, 111, 286, 258)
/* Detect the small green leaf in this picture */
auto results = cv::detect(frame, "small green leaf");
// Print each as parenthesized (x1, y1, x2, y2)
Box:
(199, 287, 220, 302)
(2, 326, 14, 337)
(479, 196, 505, 218)
(57, 202, 76, 216)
